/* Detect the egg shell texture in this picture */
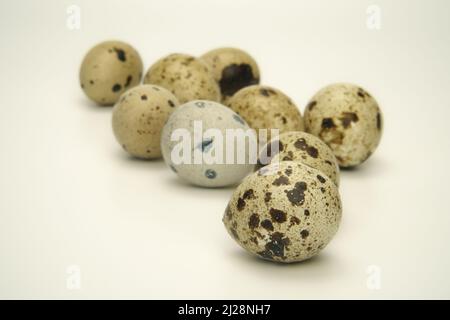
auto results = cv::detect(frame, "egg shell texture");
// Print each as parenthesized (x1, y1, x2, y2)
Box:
(112, 85, 179, 159)
(304, 83, 383, 167)
(143, 54, 220, 104)
(227, 85, 304, 139)
(201, 47, 260, 102)
(223, 161, 342, 263)
(259, 131, 340, 186)
(79, 40, 143, 105)
(161, 100, 255, 187)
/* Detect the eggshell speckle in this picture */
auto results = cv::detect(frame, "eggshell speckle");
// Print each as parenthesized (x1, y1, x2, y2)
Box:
(143, 53, 220, 104)
(223, 161, 342, 263)
(112, 85, 179, 159)
(227, 85, 304, 139)
(304, 83, 383, 167)
(79, 40, 143, 105)
(161, 100, 255, 187)
(258, 131, 340, 186)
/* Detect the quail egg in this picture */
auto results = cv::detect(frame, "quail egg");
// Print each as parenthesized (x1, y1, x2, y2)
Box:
(304, 83, 383, 167)
(223, 161, 342, 263)
(79, 40, 143, 105)
(200, 47, 260, 102)
(258, 131, 340, 186)
(227, 85, 304, 140)
(112, 85, 179, 159)
(143, 53, 220, 104)
(161, 100, 256, 187)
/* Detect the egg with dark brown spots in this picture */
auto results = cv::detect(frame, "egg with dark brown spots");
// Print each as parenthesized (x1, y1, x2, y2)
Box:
(258, 131, 340, 186)
(223, 161, 342, 263)
(200, 47, 260, 103)
(143, 53, 220, 104)
(226, 85, 304, 140)
(79, 40, 143, 105)
(304, 83, 383, 167)
(112, 85, 179, 159)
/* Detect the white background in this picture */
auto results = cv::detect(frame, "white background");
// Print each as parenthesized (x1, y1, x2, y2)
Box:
(1, 0, 449, 299)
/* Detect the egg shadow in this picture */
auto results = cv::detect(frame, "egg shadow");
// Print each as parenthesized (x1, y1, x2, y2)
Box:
(77, 95, 115, 113)
(228, 249, 341, 281)
(339, 155, 389, 178)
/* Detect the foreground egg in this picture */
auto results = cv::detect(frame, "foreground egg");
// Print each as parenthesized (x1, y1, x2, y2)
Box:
(223, 161, 342, 263)
(161, 100, 255, 187)
(200, 47, 260, 102)
(227, 85, 304, 139)
(258, 131, 340, 186)
(112, 85, 179, 159)
(304, 83, 383, 167)
(143, 53, 220, 103)
(79, 40, 143, 105)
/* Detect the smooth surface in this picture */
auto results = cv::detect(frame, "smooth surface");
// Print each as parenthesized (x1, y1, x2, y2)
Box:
(0, 0, 449, 299)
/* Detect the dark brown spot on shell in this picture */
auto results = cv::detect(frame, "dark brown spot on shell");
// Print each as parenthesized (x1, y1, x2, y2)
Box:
(113, 48, 126, 62)
(124, 75, 132, 87)
(248, 214, 260, 229)
(321, 118, 336, 129)
(294, 138, 307, 150)
(285, 182, 307, 206)
(272, 175, 290, 186)
(270, 208, 287, 223)
(264, 192, 272, 203)
(289, 216, 300, 227)
(261, 219, 274, 231)
(300, 229, 309, 239)
(141, 95, 147, 100)
(340, 112, 359, 128)
(307, 100, 317, 110)
(307, 146, 319, 158)
(112, 84, 122, 92)
(258, 232, 290, 259)
(168, 100, 175, 107)
(377, 113, 382, 130)
(230, 228, 239, 240)
(317, 175, 326, 183)
(219, 63, 258, 97)
(304, 209, 310, 216)
(237, 198, 246, 211)
(242, 189, 255, 200)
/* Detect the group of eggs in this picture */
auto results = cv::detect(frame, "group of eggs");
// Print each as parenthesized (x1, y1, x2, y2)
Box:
(79, 40, 383, 263)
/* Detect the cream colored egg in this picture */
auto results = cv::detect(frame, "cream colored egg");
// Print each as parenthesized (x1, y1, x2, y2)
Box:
(226, 85, 304, 140)
(304, 83, 383, 167)
(143, 53, 220, 104)
(223, 161, 342, 263)
(79, 40, 143, 105)
(112, 84, 179, 159)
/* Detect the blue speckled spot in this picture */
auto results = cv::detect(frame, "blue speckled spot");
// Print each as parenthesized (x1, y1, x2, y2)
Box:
(233, 114, 245, 125)
(205, 169, 217, 179)
(195, 101, 206, 108)
(198, 138, 214, 153)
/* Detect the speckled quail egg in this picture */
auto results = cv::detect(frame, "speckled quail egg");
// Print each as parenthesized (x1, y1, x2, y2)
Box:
(304, 83, 383, 167)
(161, 100, 255, 187)
(258, 131, 340, 186)
(143, 53, 220, 104)
(80, 40, 143, 105)
(112, 85, 179, 159)
(227, 85, 304, 140)
(223, 161, 342, 263)
(200, 47, 260, 102)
